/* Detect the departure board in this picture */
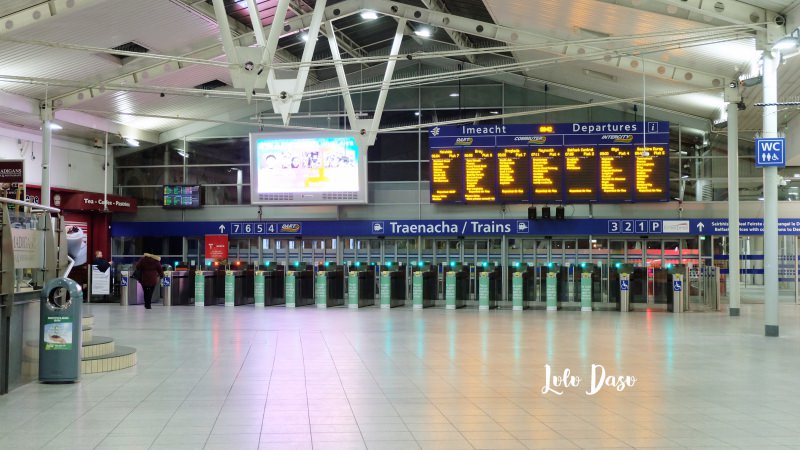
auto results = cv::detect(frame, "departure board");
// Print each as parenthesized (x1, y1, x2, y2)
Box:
(428, 121, 670, 203)
(564, 147, 597, 201)
(430, 148, 463, 202)
(496, 147, 530, 202)
(530, 146, 562, 202)
(464, 148, 496, 202)
(599, 146, 632, 202)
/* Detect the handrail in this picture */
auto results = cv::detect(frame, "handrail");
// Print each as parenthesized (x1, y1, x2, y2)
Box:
(0, 196, 60, 213)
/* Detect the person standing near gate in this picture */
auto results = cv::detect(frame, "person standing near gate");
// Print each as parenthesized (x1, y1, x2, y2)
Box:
(134, 253, 164, 309)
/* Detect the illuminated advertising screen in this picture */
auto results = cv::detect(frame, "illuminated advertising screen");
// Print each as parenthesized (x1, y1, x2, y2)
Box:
(429, 122, 669, 204)
(249, 132, 367, 205)
(163, 185, 202, 209)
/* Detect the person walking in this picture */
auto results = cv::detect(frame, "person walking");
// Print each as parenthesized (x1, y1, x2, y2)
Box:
(135, 253, 164, 309)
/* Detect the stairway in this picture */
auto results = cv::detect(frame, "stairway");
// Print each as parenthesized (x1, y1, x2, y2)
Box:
(80, 312, 137, 374)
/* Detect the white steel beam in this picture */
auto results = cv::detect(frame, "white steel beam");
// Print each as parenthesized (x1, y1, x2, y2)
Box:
(0, 0, 102, 35)
(326, 19, 405, 146)
(418, 0, 476, 63)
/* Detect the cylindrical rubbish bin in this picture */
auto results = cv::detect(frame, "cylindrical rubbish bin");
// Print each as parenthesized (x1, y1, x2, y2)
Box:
(39, 278, 83, 383)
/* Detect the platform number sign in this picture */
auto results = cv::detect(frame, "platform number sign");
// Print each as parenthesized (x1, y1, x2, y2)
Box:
(755, 138, 785, 167)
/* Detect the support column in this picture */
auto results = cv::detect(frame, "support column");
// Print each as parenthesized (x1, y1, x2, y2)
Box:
(41, 105, 53, 208)
(762, 51, 779, 337)
(727, 102, 741, 316)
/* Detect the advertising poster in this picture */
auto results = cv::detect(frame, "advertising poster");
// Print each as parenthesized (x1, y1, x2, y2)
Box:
(64, 220, 88, 266)
(0, 159, 24, 200)
(205, 234, 229, 260)
(43, 317, 73, 351)
(255, 136, 359, 193)
(10, 227, 44, 269)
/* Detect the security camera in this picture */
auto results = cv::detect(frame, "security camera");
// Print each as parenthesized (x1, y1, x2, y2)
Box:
(737, 100, 746, 111)
(244, 61, 255, 71)
(360, 129, 366, 135)
(728, 81, 738, 89)
(280, 91, 287, 100)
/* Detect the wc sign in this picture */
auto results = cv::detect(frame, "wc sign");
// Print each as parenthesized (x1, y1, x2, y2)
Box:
(755, 138, 785, 167)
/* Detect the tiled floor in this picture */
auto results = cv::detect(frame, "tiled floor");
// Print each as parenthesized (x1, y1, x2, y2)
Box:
(2, 302, 800, 450)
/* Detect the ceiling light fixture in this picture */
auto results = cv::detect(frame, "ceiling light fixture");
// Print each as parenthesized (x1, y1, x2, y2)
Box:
(360, 10, 378, 20)
(176, 150, 189, 158)
(449, 92, 459, 97)
(125, 137, 140, 147)
(48, 122, 63, 130)
(414, 28, 432, 38)
(300, 32, 309, 41)
(773, 28, 800, 52)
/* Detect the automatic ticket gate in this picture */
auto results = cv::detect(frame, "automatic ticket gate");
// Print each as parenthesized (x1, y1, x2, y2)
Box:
(223, 270, 245, 306)
(444, 263, 469, 309)
(510, 264, 535, 310)
(161, 269, 194, 306)
(412, 263, 437, 309)
(286, 263, 314, 307)
(193, 270, 218, 306)
(347, 263, 376, 308)
(379, 263, 406, 308)
(315, 263, 344, 308)
(253, 264, 285, 307)
(476, 263, 501, 310)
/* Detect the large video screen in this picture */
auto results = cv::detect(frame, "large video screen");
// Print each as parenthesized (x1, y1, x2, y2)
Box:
(163, 185, 202, 209)
(249, 132, 367, 205)
(429, 121, 670, 204)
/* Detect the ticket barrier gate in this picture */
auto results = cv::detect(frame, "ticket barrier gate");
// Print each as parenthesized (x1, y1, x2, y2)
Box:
(444, 263, 469, 309)
(477, 263, 501, 310)
(253, 265, 285, 307)
(510, 264, 536, 310)
(119, 269, 143, 306)
(412, 263, 437, 309)
(379, 263, 406, 308)
(161, 270, 195, 306)
(315, 264, 345, 308)
(539, 264, 566, 311)
(223, 270, 245, 307)
(286, 263, 314, 307)
(193, 270, 218, 306)
(667, 265, 688, 313)
(243, 268, 255, 305)
(348, 264, 375, 308)
(617, 264, 635, 312)
(573, 263, 597, 311)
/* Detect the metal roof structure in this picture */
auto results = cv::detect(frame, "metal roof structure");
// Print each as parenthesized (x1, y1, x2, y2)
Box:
(1, 0, 800, 146)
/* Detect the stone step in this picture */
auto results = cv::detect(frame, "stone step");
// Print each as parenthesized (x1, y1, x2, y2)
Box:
(81, 345, 137, 374)
(82, 325, 92, 342)
(81, 336, 115, 359)
(82, 313, 94, 329)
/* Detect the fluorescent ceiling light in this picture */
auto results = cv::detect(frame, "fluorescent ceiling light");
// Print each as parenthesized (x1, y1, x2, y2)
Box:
(449, 92, 459, 97)
(414, 28, 432, 38)
(773, 36, 799, 52)
(48, 122, 63, 130)
(680, 174, 689, 179)
(414, 112, 420, 116)
(582, 68, 617, 82)
(758, 197, 765, 201)
(793, 173, 800, 178)
(360, 10, 378, 20)
(125, 137, 140, 147)
(489, 111, 499, 115)
(176, 150, 189, 158)
(300, 33, 309, 41)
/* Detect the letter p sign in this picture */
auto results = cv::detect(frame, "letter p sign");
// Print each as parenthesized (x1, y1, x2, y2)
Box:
(755, 138, 785, 168)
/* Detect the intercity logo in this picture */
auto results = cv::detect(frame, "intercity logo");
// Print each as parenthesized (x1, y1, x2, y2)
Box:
(431, 127, 441, 136)
(601, 134, 634, 143)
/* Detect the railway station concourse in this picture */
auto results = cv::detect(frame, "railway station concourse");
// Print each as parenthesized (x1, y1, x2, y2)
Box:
(1, 1, 800, 449)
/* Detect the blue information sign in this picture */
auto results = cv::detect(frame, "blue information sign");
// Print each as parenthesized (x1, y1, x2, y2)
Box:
(673, 280, 682, 292)
(755, 138, 785, 167)
(112, 217, 800, 238)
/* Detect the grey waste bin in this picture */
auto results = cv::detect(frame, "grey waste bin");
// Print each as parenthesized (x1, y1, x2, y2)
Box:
(39, 278, 83, 383)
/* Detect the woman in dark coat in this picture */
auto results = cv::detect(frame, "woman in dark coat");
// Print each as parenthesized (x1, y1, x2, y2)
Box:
(135, 253, 164, 309)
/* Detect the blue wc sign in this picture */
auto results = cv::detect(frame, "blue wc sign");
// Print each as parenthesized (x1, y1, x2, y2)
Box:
(755, 138, 785, 167)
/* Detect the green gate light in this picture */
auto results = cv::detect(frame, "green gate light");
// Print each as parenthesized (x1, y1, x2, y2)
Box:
(514, 261, 520, 268)
(482, 261, 488, 268)
(418, 261, 424, 267)
(450, 261, 456, 268)
(615, 262, 622, 269)
(386, 261, 392, 268)
(580, 262, 587, 268)
(355, 261, 361, 267)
